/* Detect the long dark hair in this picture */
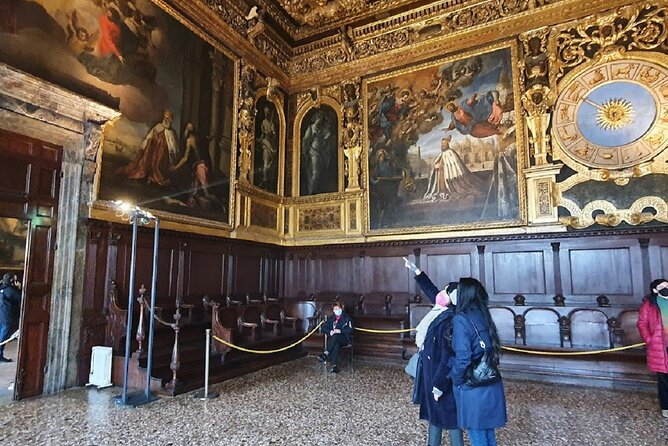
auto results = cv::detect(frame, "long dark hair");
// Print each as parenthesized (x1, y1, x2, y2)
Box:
(455, 277, 501, 364)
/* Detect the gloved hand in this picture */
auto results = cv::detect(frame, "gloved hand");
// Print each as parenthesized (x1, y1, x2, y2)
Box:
(432, 386, 443, 401)
(403, 257, 419, 274)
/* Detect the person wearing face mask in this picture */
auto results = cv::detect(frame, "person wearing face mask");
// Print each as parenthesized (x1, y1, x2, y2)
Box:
(318, 302, 353, 373)
(404, 257, 464, 446)
(637, 278, 668, 418)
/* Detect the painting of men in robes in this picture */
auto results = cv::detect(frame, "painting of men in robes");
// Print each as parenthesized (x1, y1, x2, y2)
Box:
(253, 97, 280, 194)
(117, 110, 179, 186)
(0, 1, 236, 225)
(300, 106, 339, 196)
(365, 45, 522, 231)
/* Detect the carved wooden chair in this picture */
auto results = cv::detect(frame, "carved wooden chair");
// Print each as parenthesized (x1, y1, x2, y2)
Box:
(262, 303, 283, 336)
(239, 305, 263, 342)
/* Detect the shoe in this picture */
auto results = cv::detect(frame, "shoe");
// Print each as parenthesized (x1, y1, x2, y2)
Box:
(0, 357, 12, 363)
(330, 365, 340, 374)
(662, 409, 668, 418)
(317, 354, 328, 363)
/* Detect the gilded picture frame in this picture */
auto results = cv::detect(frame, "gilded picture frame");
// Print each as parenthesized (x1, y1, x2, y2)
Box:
(292, 95, 344, 197)
(89, 0, 240, 232)
(251, 87, 286, 196)
(362, 40, 527, 235)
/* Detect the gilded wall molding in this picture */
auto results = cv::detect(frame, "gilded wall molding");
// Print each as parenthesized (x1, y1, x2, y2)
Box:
(287, 0, 636, 90)
(172, 1, 645, 94)
(558, 196, 668, 229)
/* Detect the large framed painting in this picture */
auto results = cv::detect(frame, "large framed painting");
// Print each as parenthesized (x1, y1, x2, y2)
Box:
(297, 102, 341, 196)
(364, 42, 525, 232)
(0, 0, 237, 226)
(252, 92, 285, 195)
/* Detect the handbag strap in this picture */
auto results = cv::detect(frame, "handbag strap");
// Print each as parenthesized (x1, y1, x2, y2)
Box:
(465, 316, 487, 351)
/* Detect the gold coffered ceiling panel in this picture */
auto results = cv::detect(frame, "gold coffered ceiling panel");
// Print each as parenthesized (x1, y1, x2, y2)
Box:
(274, 0, 429, 27)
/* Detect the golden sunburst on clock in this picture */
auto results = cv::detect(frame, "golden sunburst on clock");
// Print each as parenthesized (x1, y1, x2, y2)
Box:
(594, 98, 634, 131)
(552, 52, 668, 170)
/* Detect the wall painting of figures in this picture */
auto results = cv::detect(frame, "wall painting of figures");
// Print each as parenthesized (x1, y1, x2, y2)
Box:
(365, 43, 525, 232)
(253, 95, 281, 194)
(299, 105, 340, 196)
(0, 0, 236, 225)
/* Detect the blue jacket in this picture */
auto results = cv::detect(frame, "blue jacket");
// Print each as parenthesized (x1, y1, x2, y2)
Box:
(448, 310, 507, 429)
(0, 283, 21, 325)
(415, 272, 458, 429)
(321, 312, 353, 344)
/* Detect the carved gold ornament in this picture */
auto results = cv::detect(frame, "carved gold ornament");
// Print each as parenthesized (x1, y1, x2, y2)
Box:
(558, 196, 668, 229)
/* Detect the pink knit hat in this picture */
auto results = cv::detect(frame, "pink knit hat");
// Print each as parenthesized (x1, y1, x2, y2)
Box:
(435, 290, 450, 307)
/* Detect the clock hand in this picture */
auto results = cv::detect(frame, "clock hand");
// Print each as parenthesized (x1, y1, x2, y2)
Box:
(583, 98, 605, 111)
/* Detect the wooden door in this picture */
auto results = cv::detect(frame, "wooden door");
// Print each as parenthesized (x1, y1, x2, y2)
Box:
(0, 129, 61, 400)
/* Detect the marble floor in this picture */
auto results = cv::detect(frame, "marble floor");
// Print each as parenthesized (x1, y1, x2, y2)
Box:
(0, 357, 666, 445)
(0, 340, 17, 404)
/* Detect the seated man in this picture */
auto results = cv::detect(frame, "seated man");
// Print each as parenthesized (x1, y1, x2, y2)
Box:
(318, 303, 353, 373)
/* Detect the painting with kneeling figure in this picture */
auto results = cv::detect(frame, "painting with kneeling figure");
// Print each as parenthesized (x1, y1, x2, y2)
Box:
(0, 0, 236, 224)
(365, 45, 523, 231)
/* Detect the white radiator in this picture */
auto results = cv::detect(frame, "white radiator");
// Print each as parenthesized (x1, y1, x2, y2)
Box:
(87, 346, 113, 389)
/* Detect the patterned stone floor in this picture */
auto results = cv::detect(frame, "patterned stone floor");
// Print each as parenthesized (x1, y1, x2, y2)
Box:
(0, 357, 666, 445)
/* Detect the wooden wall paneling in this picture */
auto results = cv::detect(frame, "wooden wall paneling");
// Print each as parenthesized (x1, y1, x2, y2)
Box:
(651, 240, 668, 283)
(560, 238, 642, 305)
(421, 245, 478, 293)
(365, 255, 412, 294)
(77, 230, 108, 384)
(283, 254, 296, 296)
(319, 256, 355, 292)
(485, 241, 553, 304)
(185, 246, 226, 297)
(232, 253, 263, 295)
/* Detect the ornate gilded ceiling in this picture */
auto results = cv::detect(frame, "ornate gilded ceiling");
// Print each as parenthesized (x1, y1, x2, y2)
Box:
(264, 0, 438, 37)
(185, 0, 640, 92)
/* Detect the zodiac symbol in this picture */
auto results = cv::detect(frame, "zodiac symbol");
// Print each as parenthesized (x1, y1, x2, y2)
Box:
(645, 133, 664, 147)
(613, 64, 636, 79)
(588, 68, 605, 86)
(560, 127, 579, 142)
(574, 144, 590, 158)
(567, 83, 583, 101)
(640, 68, 660, 85)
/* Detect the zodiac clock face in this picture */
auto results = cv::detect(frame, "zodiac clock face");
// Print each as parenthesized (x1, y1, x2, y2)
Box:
(553, 56, 668, 170)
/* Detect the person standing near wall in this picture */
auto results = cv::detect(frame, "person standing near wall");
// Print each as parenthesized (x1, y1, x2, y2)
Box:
(637, 278, 668, 418)
(0, 272, 22, 362)
(448, 278, 507, 446)
(404, 258, 464, 446)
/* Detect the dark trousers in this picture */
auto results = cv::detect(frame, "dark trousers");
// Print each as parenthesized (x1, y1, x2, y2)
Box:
(0, 324, 12, 358)
(658, 372, 668, 410)
(325, 333, 348, 366)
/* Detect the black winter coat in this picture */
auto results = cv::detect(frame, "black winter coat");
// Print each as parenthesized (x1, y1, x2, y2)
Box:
(415, 272, 458, 429)
(0, 283, 21, 325)
(321, 312, 353, 344)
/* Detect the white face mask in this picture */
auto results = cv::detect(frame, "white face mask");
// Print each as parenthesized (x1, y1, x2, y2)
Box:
(449, 289, 458, 306)
(333, 308, 343, 316)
